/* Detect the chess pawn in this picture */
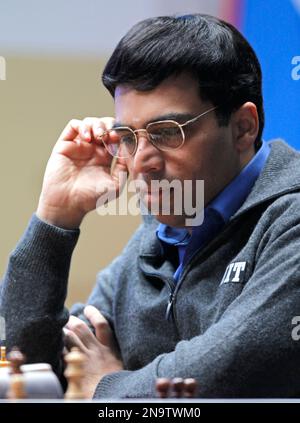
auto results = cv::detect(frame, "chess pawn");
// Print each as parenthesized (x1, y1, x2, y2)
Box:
(156, 378, 171, 398)
(183, 378, 198, 398)
(0, 346, 10, 367)
(6, 347, 27, 399)
(64, 347, 86, 399)
(171, 377, 185, 398)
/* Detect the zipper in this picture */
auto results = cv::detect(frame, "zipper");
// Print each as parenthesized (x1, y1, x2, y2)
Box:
(165, 290, 176, 321)
(138, 262, 179, 328)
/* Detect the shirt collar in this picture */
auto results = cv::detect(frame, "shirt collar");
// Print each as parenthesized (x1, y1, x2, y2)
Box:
(209, 139, 270, 223)
(156, 224, 190, 246)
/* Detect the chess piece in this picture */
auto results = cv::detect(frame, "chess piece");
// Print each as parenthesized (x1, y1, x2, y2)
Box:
(6, 347, 27, 399)
(171, 377, 184, 397)
(183, 378, 198, 398)
(156, 377, 171, 398)
(64, 347, 86, 399)
(0, 346, 10, 368)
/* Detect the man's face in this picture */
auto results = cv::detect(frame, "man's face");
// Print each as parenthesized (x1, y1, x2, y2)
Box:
(114, 73, 243, 227)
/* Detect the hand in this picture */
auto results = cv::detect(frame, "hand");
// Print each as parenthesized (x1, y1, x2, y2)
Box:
(64, 305, 123, 398)
(37, 117, 128, 229)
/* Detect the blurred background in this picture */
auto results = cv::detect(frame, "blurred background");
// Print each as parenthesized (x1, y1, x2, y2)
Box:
(0, 0, 299, 306)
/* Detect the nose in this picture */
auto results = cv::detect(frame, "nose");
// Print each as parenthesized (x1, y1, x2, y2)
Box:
(131, 131, 164, 175)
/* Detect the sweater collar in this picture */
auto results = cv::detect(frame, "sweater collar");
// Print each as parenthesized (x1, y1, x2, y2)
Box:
(231, 140, 300, 220)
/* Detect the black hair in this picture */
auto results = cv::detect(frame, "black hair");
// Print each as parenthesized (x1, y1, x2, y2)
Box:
(102, 14, 264, 149)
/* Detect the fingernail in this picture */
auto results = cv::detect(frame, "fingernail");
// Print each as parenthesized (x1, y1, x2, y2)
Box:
(95, 127, 104, 137)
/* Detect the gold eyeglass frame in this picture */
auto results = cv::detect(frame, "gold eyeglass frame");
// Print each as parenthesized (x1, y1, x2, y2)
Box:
(100, 105, 218, 158)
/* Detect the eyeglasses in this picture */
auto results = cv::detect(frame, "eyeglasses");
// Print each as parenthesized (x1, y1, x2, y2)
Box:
(99, 105, 218, 159)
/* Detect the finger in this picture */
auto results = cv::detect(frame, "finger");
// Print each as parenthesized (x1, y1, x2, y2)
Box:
(83, 305, 113, 347)
(92, 117, 115, 145)
(78, 121, 92, 143)
(63, 327, 87, 353)
(59, 117, 115, 144)
(80, 117, 115, 144)
(82, 117, 115, 130)
(59, 119, 92, 145)
(65, 315, 97, 348)
(111, 158, 129, 195)
(59, 119, 84, 142)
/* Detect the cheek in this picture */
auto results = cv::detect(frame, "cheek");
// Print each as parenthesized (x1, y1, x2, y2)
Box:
(174, 127, 232, 182)
(168, 139, 208, 181)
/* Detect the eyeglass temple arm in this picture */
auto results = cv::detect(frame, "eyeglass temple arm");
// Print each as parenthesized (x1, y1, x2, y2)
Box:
(99, 106, 218, 135)
(180, 106, 218, 127)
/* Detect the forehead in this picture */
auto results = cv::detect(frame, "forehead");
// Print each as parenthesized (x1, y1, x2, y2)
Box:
(114, 73, 204, 126)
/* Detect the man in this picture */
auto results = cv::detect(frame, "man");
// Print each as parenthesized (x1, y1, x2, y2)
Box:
(1, 14, 300, 398)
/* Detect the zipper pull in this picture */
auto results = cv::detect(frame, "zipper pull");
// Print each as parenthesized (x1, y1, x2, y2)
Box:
(165, 292, 175, 321)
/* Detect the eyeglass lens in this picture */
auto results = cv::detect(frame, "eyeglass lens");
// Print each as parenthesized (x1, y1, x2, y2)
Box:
(102, 121, 183, 158)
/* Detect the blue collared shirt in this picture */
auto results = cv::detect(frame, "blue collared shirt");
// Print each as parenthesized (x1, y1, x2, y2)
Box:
(156, 140, 270, 282)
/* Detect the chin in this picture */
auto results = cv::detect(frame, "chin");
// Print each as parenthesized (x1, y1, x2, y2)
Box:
(139, 193, 187, 227)
(152, 213, 187, 228)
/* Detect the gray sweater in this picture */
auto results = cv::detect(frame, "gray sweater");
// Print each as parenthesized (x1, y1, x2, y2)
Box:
(1, 140, 300, 398)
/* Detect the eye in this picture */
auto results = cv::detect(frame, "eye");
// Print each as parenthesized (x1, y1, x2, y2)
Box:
(161, 127, 180, 137)
(149, 126, 181, 140)
(120, 134, 135, 145)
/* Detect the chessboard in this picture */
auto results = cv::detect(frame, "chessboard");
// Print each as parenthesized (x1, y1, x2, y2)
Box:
(0, 346, 198, 400)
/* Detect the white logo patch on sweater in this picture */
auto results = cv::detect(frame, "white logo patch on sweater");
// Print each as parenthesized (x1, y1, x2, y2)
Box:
(220, 262, 247, 284)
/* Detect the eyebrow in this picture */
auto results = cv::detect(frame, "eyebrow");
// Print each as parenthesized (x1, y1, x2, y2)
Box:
(113, 112, 196, 129)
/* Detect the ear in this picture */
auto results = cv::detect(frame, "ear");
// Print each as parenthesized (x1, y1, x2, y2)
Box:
(231, 102, 259, 152)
